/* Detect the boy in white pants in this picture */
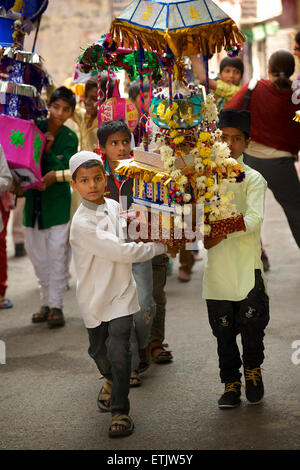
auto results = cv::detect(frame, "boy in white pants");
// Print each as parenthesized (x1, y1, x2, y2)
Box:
(24, 87, 78, 327)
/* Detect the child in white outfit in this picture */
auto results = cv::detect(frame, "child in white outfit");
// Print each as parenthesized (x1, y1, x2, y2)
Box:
(69, 150, 166, 438)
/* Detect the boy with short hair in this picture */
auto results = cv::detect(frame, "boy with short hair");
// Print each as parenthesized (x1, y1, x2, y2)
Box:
(203, 109, 269, 408)
(24, 86, 78, 327)
(99, 120, 173, 368)
(43, 74, 115, 186)
(97, 120, 158, 385)
(190, 55, 244, 110)
(69, 150, 165, 437)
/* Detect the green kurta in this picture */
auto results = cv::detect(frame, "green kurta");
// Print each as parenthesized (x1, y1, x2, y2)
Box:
(23, 119, 78, 230)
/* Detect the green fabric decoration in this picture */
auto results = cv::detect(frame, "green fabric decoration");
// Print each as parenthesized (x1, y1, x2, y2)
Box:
(78, 46, 163, 82)
(9, 129, 25, 148)
(32, 132, 43, 166)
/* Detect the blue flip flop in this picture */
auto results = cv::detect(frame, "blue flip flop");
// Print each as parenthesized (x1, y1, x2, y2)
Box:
(0, 299, 13, 309)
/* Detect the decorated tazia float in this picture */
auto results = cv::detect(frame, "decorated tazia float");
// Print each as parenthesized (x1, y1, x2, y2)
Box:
(0, 1, 50, 189)
(78, 0, 247, 247)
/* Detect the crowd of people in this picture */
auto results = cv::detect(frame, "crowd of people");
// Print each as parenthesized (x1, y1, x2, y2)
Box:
(1, 33, 300, 438)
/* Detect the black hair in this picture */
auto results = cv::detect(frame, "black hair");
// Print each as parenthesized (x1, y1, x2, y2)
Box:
(128, 80, 150, 101)
(220, 57, 244, 77)
(268, 50, 295, 90)
(84, 73, 115, 103)
(97, 120, 131, 147)
(72, 159, 105, 181)
(295, 32, 300, 47)
(49, 86, 76, 111)
(84, 76, 98, 97)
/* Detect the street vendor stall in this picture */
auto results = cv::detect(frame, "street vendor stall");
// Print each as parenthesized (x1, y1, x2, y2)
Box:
(0, 0, 50, 189)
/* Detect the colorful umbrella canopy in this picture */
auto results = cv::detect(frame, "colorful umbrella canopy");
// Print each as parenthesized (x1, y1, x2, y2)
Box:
(110, 0, 245, 58)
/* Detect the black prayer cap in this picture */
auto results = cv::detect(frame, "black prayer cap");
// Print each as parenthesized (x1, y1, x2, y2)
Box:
(218, 109, 251, 137)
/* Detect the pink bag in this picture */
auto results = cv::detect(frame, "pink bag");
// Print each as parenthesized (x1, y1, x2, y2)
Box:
(99, 78, 139, 132)
(0, 115, 46, 189)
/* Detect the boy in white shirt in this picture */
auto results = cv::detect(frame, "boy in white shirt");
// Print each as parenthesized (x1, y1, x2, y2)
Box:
(69, 150, 166, 437)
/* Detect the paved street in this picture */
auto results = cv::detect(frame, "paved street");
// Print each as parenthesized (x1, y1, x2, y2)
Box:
(0, 188, 299, 451)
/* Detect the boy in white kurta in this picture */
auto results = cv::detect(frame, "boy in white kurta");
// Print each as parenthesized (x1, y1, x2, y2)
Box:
(69, 151, 166, 437)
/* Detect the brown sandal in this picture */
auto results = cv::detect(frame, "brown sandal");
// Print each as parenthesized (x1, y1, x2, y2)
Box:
(151, 344, 173, 364)
(109, 414, 134, 438)
(130, 371, 142, 387)
(32, 306, 50, 323)
(47, 308, 65, 328)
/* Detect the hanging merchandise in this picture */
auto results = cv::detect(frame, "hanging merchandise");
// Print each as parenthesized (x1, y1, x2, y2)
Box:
(98, 73, 138, 132)
(0, 1, 49, 48)
(0, 114, 45, 189)
(0, 0, 50, 187)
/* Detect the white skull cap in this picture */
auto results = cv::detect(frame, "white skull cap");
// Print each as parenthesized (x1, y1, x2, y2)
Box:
(69, 150, 103, 176)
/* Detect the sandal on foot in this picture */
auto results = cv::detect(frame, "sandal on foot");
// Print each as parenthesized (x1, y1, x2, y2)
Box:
(151, 344, 173, 364)
(0, 298, 13, 309)
(47, 308, 65, 328)
(97, 381, 111, 412)
(32, 306, 50, 323)
(177, 269, 191, 282)
(109, 414, 134, 438)
(130, 371, 142, 387)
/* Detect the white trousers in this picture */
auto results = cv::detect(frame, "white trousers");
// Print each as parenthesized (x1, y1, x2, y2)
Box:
(25, 223, 70, 309)
(12, 197, 25, 244)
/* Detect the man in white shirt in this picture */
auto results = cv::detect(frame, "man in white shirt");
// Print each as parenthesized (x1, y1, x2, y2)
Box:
(203, 110, 269, 409)
(69, 151, 166, 438)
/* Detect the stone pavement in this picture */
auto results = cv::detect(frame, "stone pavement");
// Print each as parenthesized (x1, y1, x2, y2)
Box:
(0, 189, 299, 450)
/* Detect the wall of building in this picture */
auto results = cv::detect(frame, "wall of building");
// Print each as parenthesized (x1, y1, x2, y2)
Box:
(24, 0, 112, 87)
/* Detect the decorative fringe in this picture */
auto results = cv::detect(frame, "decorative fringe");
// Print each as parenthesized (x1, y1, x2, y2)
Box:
(293, 112, 300, 123)
(110, 19, 245, 58)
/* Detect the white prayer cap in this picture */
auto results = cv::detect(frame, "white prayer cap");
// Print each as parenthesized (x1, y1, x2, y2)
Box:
(69, 150, 103, 176)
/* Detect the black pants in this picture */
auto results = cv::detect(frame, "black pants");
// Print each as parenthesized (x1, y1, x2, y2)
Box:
(206, 270, 269, 383)
(87, 315, 133, 415)
(244, 154, 300, 248)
